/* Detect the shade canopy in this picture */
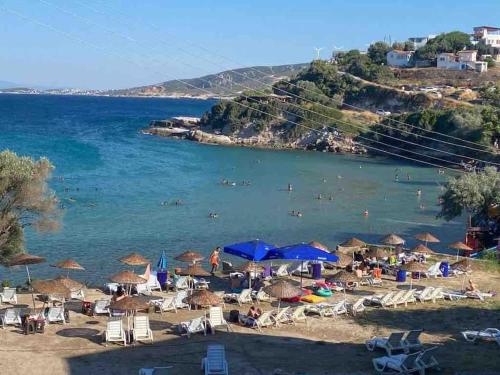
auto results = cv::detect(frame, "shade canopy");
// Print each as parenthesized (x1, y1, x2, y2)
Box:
(110, 270, 147, 284)
(185, 290, 222, 306)
(157, 250, 168, 270)
(335, 253, 354, 268)
(448, 242, 473, 251)
(401, 262, 428, 273)
(415, 232, 440, 243)
(174, 251, 205, 263)
(327, 270, 358, 284)
(32, 279, 71, 298)
(52, 259, 85, 271)
(55, 275, 84, 291)
(340, 237, 366, 248)
(410, 244, 435, 255)
(238, 261, 265, 273)
(223, 240, 275, 261)
(109, 296, 149, 311)
(451, 258, 475, 272)
(7, 253, 46, 266)
(119, 252, 150, 266)
(179, 264, 211, 277)
(366, 247, 390, 258)
(380, 233, 405, 246)
(264, 280, 302, 300)
(308, 241, 330, 252)
(264, 243, 338, 262)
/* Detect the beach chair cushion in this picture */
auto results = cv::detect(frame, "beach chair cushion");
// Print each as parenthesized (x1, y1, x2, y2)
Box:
(300, 295, 326, 304)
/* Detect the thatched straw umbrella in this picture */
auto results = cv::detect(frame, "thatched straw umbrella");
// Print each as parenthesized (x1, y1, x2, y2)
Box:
(54, 275, 84, 291)
(179, 264, 211, 289)
(6, 253, 46, 307)
(52, 259, 85, 278)
(410, 244, 435, 256)
(400, 262, 428, 289)
(109, 270, 147, 294)
(119, 253, 150, 267)
(326, 270, 359, 300)
(185, 290, 222, 308)
(415, 232, 440, 247)
(174, 251, 204, 264)
(340, 237, 366, 248)
(32, 279, 71, 299)
(448, 242, 473, 260)
(109, 296, 150, 342)
(308, 241, 330, 252)
(237, 261, 265, 288)
(335, 253, 353, 268)
(380, 233, 405, 247)
(264, 279, 302, 310)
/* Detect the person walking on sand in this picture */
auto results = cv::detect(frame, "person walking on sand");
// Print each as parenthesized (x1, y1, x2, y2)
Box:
(209, 247, 221, 274)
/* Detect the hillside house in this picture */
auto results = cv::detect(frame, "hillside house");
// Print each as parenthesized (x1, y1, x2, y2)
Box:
(408, 35, 436, 49)
(473, 26, 500, 62)
(437, 50, 488, 72)
(386, 50, 414, 67)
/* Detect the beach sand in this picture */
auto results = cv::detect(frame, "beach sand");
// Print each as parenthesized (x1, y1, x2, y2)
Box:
(1, 262, 499, 375)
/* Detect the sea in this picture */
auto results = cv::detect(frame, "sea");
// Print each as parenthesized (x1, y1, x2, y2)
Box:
(0, 94, 465, 285)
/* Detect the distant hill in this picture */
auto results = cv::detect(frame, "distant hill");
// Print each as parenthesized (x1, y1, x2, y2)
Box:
(0, 80, 21, 89)
(107, 63, 309, 98)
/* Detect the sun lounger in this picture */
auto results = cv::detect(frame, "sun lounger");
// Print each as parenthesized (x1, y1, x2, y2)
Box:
(288, 305, 307, 324)
(466, 291, 494, 301)
(289, 261, 310, 276)
(201, 344, 228, 375)
(253, 288, 271, 303)
(462, 328, 500, 345)
(442, 290, 468, 301)
(224, 288, 253, 305)
(0, 308, 21, 328)
(305, 302, 336, 318)
(103, 318, 127, 346)
(414, 287, 434, 302)
(387, 290, 406, 308)
(365, 291, 396, 308)
(174, 290, 190, 310)
(332, 300, 348, 317)
(174, 276, 189, 290)
(403, 329, 423, 352)
(136, 282, 153, 296)
(271, 306, 291, 326)
(426, 262, 442, 278)
(427, 287, 444, 303)
(93, 299, 111, 316)
(147, 273, 162, 291)
(239, 310, 274, 332)
(360, 276, 383, 287)
(373, 351, 421, 374)
(105, 283, 120, 294)
(366, 332, 407, 355)
(348, 297, 366, 316)
(394, 289, 416, 307)
(153, 296, 176, 314)
(133, 315, 153, 344)
(0, 288, 18, 305)
(415, 347, 439, 373)
(47, 306, 66, 324)
(179, 316, 206, 338)
(70, 289, 85, 301)
(272, 264, 290, 277)
(206, 306, 230, 334)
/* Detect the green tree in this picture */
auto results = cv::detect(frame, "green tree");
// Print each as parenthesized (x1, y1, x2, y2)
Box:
(417, 31, 472, 60)
(439, 167, 500, 226)
(368, 41, 391, 65)
(0, 150, 60, 263)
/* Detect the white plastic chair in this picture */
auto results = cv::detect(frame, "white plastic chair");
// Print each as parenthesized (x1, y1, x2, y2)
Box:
(0, 288, 18, 305)
(104, 318, 127, 346)
(70, 289, 85, 301)
(154, 295, 176, 314)
(47, 306, 66, 324)
(207, 306, 230, 334)
(0, 308, 21, 328)
(201, 344, 228, 375)
(180, 316, 206, 338)
(93, 299, 111, 316)
(253, 288, 271, 303)
(272, 264, 289, 277)
(133, 315, 153, 344)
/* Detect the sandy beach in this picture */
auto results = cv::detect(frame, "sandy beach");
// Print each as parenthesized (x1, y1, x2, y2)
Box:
(1, 260, 499, 375)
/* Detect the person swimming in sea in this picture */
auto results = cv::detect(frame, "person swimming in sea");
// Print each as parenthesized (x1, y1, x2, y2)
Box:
(316, 193, 323, 200)
(416, 189, 422, 196)
(407, 174, 411, 181)
(394, 174, 399, 182)
(329, 195, 334, 201)
(287, 183, 293, 192)
(363, 209, 369, 217)
(322, 178, 327, 183)
(296, 211, 303, 217)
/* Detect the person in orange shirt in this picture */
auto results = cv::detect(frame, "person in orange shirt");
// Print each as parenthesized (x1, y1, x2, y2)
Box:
(209, 247, 221, 274)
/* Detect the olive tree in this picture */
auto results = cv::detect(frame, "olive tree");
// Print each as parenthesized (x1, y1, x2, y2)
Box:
(439, 167, 500, 226)
(0, 150, 60, 263)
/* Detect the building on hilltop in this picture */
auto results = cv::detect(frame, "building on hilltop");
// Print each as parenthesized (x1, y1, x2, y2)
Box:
(386, 50, 415, 67)
(407, 35, 436, 49)
(472, 26, 500, 62)
(437, 50, 488, 72)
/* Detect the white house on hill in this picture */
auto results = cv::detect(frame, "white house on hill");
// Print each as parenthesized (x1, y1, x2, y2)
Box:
(437, 50, 488, 72)
(386, 50, 414, 67)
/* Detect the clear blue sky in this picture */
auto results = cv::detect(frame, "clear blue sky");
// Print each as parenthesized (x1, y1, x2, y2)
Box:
(1, 0, 499, 89)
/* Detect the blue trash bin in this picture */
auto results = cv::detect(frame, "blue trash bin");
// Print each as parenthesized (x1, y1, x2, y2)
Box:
(396, 269, 407, 282)
(440, 262, 449, 277)
(311, 263, 322, 279)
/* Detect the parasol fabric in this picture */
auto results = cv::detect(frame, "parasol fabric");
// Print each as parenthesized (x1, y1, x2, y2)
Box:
(263, 280, 302, 299)
(174, 251, 205, 263)
(410, 244, 435, 255)
(110, 270, 147, 284)
(109, 296, 149, 311)
(6, 253, 46, 266)
(401, 262, 428, 273)
(32, 279, 71, 298)
(157, 250, 168, 270)
(451, 258, 475, 272)
(185, 290, 222, 306)
(119, 252, 150, 266)
(415, 232, 440, 243)
(52, 259, 85, 270)
(335, 253, 354, 268)
(366, 247, 390, 259)
(340, 237, 366, 248)
(223, 240, 275, 261)
(448, 242, 473, 251)
(55, 275, 84, 291)
(380, 233, 405, 246)
(327, 270, 359, 284)
(179, 264, 211, 277)
(264, 243, 338, 262)
(308, 241, 330, 252)
(238, 261, 264, 273)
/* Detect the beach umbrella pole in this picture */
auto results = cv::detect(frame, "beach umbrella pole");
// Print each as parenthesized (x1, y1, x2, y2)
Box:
(25, 265, 37, 308)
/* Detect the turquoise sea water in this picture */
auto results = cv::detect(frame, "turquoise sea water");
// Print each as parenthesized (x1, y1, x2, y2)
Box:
(0, 94, 464, 284)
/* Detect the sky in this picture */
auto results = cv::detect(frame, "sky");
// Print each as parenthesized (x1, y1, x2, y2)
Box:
(0, 0, 499, 89)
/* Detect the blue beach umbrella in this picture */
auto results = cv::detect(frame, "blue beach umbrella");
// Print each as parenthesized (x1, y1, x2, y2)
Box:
(157, 250, 168, 271)
(223, 240, 276, 261)
(265, 243, 338, 287)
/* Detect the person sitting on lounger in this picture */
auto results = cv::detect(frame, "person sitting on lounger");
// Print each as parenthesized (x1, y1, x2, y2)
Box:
(248, 306, 262, 319)
(466, 279, 478, 293)
(112, 286, 127, 302)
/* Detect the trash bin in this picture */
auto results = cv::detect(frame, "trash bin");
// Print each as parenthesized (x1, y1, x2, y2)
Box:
(156, 271, 167, 289)
(396, 269, 407, 282)
(311, 263, 322, 279)
(263, 265, 272, 278)
(440, 261, 449, 277)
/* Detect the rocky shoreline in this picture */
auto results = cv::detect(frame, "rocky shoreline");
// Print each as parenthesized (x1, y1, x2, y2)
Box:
(143, 118, 366, 154)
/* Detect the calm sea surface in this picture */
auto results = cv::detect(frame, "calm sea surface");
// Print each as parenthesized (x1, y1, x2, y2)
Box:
(0, 94, 464, 284)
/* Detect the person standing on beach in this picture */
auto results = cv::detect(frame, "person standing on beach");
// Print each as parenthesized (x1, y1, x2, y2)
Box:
(209, 247, 221, 274)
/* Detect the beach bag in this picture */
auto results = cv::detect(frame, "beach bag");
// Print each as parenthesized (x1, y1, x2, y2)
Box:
(229, 310, 240, 323)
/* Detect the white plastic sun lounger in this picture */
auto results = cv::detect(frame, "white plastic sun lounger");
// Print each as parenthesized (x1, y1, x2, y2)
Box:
(394, 289, 416, 307)
(462, 328, 500, 345)
(93, 299, 111, 316)
(365, 291, 396, 308)
(348, 297, 366, 316)
(206, 306, 230, 334)
(272, 264, 290, 277)
(366, 332, 407, 355)
(174, 290, 190, 310)
(426, 262, 442, 278)
(403, 329, 423, 352)
(133, 315, 153, 344)
(288, 305, 307, 324)
(201, 344, 228, 375)
(47, 306, 66, 324)
(174, 276, 189, 290)
(239, 310, 274, 332)
(373, 351, 421, 374)
(70, 289, 85, 301)
(271, 306, 291, 326)
(0, 288, 18, 305)
(224, 288, 253, 305)
(154, 296, 176, 314)
(103, 318, 127, 346)
(0, 308, 21, 328)
(253, 288, 271, 303)
(180, 316, 206, 338)
(414, 287, 434, 302)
